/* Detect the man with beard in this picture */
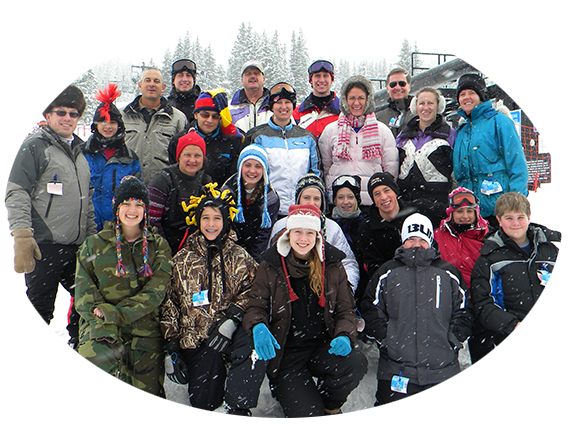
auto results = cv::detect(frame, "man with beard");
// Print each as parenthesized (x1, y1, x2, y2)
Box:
(167, 59, 201, 121)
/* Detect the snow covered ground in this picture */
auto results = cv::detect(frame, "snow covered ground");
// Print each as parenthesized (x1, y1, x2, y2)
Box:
(0, 127, 567, 430)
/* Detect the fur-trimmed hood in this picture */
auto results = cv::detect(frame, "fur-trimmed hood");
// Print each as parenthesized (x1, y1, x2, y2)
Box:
(339, 75, 376, 116)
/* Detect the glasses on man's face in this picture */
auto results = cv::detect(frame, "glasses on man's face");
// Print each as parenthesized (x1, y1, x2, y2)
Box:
(52, 109, 80, 118)
(197, 111, 221, 120)
(388, 81, 407, 88)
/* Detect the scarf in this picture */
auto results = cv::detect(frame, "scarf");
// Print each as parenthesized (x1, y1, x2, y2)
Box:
(335, 113, 383, 161)
(281, 253, 326, 308)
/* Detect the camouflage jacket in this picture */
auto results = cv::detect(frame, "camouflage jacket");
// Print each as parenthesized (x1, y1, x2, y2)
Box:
(75, 222, 172, 343)
(161, 230, 258, 349)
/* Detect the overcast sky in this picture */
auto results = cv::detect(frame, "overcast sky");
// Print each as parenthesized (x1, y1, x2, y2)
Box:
(0, 0, 565, 124)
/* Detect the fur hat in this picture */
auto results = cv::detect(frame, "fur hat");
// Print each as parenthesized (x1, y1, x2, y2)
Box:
(43, 85, 86, 118)
(367, 171, 400, 199)
(176, 129, 206, 161)
(401, 213, 433, 246)
(234, 144, 272, 228)
(277, 204, 324, 261)
(456, 73, 487, 102)
(112, 176, 152, 277)
(339, 75, 375, 116)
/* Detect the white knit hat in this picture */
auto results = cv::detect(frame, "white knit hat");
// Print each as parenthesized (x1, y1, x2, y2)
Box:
(277, 204, 324, 260)
(401, 213, 433, 246)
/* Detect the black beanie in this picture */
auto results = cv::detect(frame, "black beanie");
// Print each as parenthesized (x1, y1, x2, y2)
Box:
(43, 85, 86, 118)
(332, 175, 362, 205)
(456, 73, 487, 102)
(367, 172, 400, 199)
(112, 176, 149, 215)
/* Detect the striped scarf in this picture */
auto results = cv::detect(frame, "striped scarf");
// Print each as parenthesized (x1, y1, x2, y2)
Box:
(335, 113, 383, 161)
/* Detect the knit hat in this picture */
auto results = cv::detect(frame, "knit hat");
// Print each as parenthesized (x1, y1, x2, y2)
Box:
(234, 144, 272, 228)
(367, 172, 400, 199)
(43, 85, 86, 118)
(331, 175, 362, 205)
(112, 176, 152, 277)
(269, 82, 297, 110)
(401, 213, 433, 246)
(176, 128, 206, 161)
(193, 89, 239, 137)
(91, 83, 125, 138)
(277, 204, 324, 261)
(443, 187, 488, 231)
(456, 73, 487, 102)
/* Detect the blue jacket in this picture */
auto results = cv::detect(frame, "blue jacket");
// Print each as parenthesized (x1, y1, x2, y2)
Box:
(246, 117, 320, 215)
(83, 136, 141, 230)
(453, 100, 528, 218)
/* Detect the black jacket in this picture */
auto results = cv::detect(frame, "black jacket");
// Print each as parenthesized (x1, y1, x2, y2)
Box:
(167, 85, 201, 122)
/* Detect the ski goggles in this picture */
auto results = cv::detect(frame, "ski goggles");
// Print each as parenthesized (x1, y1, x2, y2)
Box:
(172, 59, 196, 75)
(308, 60, 334, 75)
(332, 175, 361, 190)
(450, 191, 479, 209)
(269, 83, 296, 105)
(388, 80, 408, 88)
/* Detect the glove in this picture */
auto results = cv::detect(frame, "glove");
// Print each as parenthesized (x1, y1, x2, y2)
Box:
(328, 336, 352, 357)
(252, 323, 280, 361)
(205, 304, 244, 353)
(164, 340, 188, 385)
(13, 228, 41, 274)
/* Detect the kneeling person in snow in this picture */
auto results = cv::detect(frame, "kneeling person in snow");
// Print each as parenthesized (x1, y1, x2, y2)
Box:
(361, 213, 473, 405)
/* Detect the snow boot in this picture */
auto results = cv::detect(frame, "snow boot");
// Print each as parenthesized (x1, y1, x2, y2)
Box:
(489, 370, 512, 407)
(10, 338, 51, 396)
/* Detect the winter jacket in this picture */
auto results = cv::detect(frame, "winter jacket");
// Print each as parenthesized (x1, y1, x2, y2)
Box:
(434, 213, 488, 290)
(167, 84, 201, 122)
(6, 126, 97, 245)
(82, 135, 141, 231)
(319, 116, 399, 206)
(229, 88, 272, 134)
(75, 222, 172, 344)
(453, 100, 528, 218)
(160, 230, 258, 350)
(361, 246, 472, 386)
(396, 115, 456, 209)
(246, 117, 321, 215)
(121, 96, 187, 184)
(375, 97, 414, 138)
(270, 216, 360, 291)
(222, 173, 280, 262)
(147, 165, 212, 253)
(470, 223, 560, 339)
(292, 92, 341, 139)
(167, 123, 244, 186)
(242, 242, 356, 378)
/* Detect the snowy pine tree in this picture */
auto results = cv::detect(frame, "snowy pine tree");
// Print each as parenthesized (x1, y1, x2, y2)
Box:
(72, 69, 99, 127)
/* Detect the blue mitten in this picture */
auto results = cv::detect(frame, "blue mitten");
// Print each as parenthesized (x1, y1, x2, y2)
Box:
(328, 335, 352, 357)
(252, 323, 280, 360)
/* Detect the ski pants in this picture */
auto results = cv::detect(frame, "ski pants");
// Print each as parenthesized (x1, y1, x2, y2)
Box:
(490, 329, 563, 407)
(375, 380, 468, 418)
(77, 335, 165, 397)
(268, 342, 368, 417)
(25, 243, 79, 337)
(181, 325, 265, 411)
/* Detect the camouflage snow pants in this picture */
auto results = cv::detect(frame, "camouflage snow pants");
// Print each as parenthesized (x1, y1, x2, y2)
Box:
(78, 335, 165, 397)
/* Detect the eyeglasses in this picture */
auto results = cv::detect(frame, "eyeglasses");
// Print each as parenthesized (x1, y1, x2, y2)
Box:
(52, 109, 80, 118)
(388, 80, 408, 88)
(308, 60, 334, 75)
(172, 59, 196, 74)
(197, 111, 221, 120)
(332, 175, 361, 189)
(450, 191, 478, 209)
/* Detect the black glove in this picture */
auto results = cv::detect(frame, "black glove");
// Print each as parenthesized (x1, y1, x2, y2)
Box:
(206, 304, 245, 353)
(164, 340, 188, 385)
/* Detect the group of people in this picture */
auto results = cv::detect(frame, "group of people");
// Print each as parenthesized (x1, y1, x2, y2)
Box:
(6, 57, 561, 416)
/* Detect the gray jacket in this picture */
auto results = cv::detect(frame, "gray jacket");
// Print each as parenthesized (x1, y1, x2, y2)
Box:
(121, 96, 187, 184)
(5, 127, 96, 245)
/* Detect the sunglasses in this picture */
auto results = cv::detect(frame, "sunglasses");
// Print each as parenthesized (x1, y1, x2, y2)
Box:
(308, 60, 334, 75)
(389, 81, 408, 88)
(197, 111, 221, 120)
(450, 191, 478, 209)
(52, 109, 80, 118)
(172, 59, 196, 74)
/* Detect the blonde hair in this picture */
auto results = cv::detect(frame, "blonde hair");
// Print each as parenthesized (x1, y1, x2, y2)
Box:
(308, 249, 323, 297)
(495, 192, 531, 218)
